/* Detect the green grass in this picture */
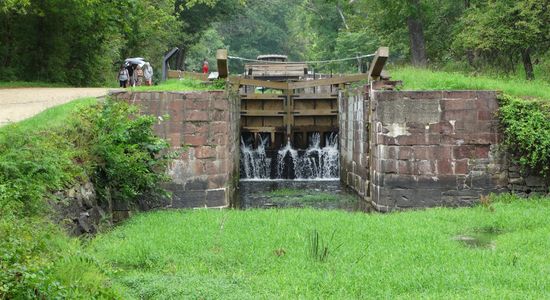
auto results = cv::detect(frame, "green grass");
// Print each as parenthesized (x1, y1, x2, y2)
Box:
(88, 195, 550, 299)
(265, 188, 356, 206)
(391, 67, 550, 100)
(0, 81, 69, 88)
(129, 78, 224, 92)
(0, 97, 98, 133)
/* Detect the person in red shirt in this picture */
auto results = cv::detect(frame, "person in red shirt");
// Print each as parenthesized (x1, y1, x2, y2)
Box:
(202, 58, 209, 74)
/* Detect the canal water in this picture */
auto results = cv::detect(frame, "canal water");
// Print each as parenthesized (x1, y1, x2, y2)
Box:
(236, 179, 366, 211)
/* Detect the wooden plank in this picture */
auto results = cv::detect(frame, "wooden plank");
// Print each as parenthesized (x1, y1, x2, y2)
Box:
(237, 78, 289, 90)
(289, 74, 369, 89)
(240, 94, 285, 100)
(293, 110, 338, 116)
(368, 47, 389, 80)
(241, 110, 285, 116)
(293, 93, 338, 100)
(241, 127, 281, 132)
(216, 49, 228, 78)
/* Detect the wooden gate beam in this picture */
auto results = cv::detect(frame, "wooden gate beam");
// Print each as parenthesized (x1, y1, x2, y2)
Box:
(368, 47, 389, 80)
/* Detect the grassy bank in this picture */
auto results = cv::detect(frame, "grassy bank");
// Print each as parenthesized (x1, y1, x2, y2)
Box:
(0, 97, 169, 298)
(391, 67, 550, 100)
(89, 195, 550, 299)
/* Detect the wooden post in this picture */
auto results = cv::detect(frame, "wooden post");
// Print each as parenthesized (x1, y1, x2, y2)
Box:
(217, 49, 229, 78)
(368, 47, 389, 80)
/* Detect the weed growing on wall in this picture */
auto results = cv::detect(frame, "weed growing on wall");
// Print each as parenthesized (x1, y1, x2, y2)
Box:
(72, 99, 171, 207)
(498, 95, 550, 177)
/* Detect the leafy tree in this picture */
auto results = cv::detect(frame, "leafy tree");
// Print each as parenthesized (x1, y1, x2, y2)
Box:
(454, 0, 550, 80)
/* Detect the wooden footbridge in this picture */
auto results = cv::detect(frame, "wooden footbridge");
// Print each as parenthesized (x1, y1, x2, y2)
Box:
(217, 47, 389, 150)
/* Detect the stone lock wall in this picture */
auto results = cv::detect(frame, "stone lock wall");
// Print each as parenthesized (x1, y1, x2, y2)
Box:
(339, 87, 370, 203)
(370, 90, 508, 210)
(111, 90, 240, 208)
(339, 87, 549, 211)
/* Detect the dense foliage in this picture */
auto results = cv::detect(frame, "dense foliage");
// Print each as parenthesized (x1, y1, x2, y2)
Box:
(0, 99, 170, 298)
(498, 95, 550, 177)
(2, 0, 548, 85)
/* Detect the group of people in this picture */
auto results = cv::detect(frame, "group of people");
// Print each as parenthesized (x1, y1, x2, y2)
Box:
(117, 62, 153, 88)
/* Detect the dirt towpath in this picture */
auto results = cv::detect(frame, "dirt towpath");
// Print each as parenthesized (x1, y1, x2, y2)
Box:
(0, 88, 114, 126)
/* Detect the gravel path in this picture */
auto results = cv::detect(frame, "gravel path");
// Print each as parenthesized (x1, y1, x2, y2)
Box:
(0, 88, 114, 126)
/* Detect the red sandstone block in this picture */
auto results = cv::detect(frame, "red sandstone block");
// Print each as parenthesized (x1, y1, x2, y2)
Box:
(211, 111, 227, 121)
(192, 160, 204, 174)
(475, 145, 490, 159)
(396, 133, 440, 146)
(185, 99, 211, 110)
(453, 145, 475, 159)
(196, 146, 217, 159)
(442, 91, 477, 100)
(454, 159, 469, 174)
(429, 121, 454, 135)
(405, 122, 428, 134)
(475, 91, 499, 109)
(477, 110, 494, 121)
(213, 99, 229, 110)
(464, 133, 497, 145)
(442, 110, 477, 122)
(404, 91, 443, 100)
(167, 100, 184, 114)
(179, 150, 190, 160)
(437, 160, 453, 174)
(182, 123, 197, 135)
(385, 146, 398, 159)
(414, 160, 433, 175)
(441, 99, 476, 110)
(183, 135, 208, 146)
(398, 160, 414, 175)
(167, 133, 181, 148)
(413, 146, 429, 160)
(218, 160, 228, 173)
(208, 174, 228, 189)
(204, 161, 219, 175)
(216, 146, 227, 159)
(462, 120, 494, 133)
(184, 110, 210, 121)
(397, 146, 413, 159)
(380, 159, 397, 174)
(167, 121, 183, 135)
(210, 134, 228, 146)
(434, 146, 453, 161)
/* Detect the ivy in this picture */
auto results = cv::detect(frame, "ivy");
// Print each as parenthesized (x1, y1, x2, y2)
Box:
(498, 94, 550, 177)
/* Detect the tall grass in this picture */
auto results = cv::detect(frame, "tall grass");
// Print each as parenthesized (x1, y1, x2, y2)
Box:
(391, 67, 550, 100)
(89, 195, 550, 299)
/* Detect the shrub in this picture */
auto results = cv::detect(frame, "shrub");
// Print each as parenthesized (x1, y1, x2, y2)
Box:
(71, 99, 171, 207)
(498, 94, 550, 177)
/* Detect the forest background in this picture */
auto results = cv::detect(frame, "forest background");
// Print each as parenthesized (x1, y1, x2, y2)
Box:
(0, 0, 549, 86)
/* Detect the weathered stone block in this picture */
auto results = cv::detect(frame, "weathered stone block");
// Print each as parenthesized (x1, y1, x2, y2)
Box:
(184, 110, 210, 121)
(182, 135, 208, 146)
(172, 190, 205, 208)
(206, 189, 227, 207)
(185, 178, 208, 190)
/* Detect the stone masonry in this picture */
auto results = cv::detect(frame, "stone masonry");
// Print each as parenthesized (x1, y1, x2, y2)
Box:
(340, 86, 550, 211)
(111, 91, 240, 208)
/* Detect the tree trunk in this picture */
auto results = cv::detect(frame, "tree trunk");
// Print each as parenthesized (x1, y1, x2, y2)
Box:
(521, 48, 535, 80)
(407, 0, 427, 67)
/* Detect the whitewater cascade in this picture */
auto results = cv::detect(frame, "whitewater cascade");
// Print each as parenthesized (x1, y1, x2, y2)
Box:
(240, 133, 339, 180)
